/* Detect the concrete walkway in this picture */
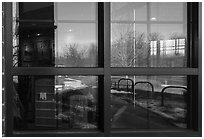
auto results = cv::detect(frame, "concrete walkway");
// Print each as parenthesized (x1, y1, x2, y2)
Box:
(111, 95, 181, 129)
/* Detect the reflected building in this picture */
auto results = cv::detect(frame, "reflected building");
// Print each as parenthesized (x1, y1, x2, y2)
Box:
(150, 38, 186, 67)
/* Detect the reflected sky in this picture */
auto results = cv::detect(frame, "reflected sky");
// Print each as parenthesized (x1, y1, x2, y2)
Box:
(111, 24, 147, 42)
(111, 2, 147, 21)
(57, 23, 97, 56)
(56, 2, 186, 55)
(150, 3, 184, 21)
(56, 2, 96, 20)
(56, 3, 97, 56)
(151, 24, 184, 39)
(15, 2, 187, 67)
(111, 2, 187, 40)
(111, 2, 185, 21)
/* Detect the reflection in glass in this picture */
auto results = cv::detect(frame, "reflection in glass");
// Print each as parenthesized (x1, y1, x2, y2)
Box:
(111, 2, 187, 67)
(13, 3, 19, 67)
(56, 23, 98, 67)
(150, 24, 184, 39)
(57, 2, 96, 20)
(15, 22, 55, 67)
(150, 3, 185, 21)
(111, 76, 188, 129)
(111, 23, 148, 67)
(111, 2, 147, 21)
(13, 2, 98, 67)
(19, 2, 54, 20)
(13, 75, 98, 130)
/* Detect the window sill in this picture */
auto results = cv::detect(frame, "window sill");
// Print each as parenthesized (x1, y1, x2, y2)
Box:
(111, 129, 201, 137)
(12, 130, 104, 137)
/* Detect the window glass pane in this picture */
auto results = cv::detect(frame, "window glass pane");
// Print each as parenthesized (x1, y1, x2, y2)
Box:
(111, 23, 148, 67)
(56, 23, 98, 67)
(57, 2, 96, 20)
(111, 2, 187, 67)
(19, 2, 54, 20)
(13, 2, 98, 67)
(150, 3, 185, 21)
(111, 2, 147, 21)
(13, 75, 98, 130)
(13, 22, 55, 67)
(150, 24, 186, 67)
(111, 23, 133, 67)
(151, 24, 185, 39)
(111, 76, 188, 129)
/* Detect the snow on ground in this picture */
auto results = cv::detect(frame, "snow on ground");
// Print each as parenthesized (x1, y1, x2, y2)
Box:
(55, 77, 88, 92)
(111, 89, 132, 94)
(136, 100, 187, 128)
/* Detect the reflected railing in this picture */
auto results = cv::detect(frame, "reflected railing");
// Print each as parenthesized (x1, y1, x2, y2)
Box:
(118, 78, 134, 92)
(111, 77, 187, 128)
(161, 85, 188, 106)
(134, 81, 154, 128)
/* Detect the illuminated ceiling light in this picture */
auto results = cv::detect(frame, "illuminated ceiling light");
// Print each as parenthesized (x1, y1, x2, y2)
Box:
(68, 29, 72, 32)
(150, 17, 157, 21)
(36, 33, 41, 36)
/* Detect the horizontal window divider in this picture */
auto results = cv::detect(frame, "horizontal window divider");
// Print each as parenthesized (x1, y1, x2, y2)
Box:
(15, 20, 98, 24)
(16, 20, 54, 23)
(12, 67, 104, 75)
(56, 20, 98, 23)
(13, 130, 104, 137)
(111, 20, 186, 24)
(111, 67, 198, 75)
(111, 129, 200, 137)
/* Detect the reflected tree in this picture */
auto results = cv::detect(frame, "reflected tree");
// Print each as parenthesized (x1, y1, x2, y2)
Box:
(85, 43, 98, 67)
(62, 43, 97, 67)
(111, 28, 186, 67)
(64, 43, 85, 67)
(111, 30, 149, 67)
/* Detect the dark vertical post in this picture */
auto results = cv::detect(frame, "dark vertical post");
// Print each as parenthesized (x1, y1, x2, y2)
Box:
(4, 2, 13, 136)
(187, 2, 199, 131)
(190, 2, 200, 130)
(132, 81, 134, 102)
(186, 2, 192, 129)
(98, 3, 104, 68)
(2, 2, 6, 136)
(98, 3, 105, 133)
(104, 2, 111, 136)
(190, 1, 199, 132)
(198, 2, 202, 136)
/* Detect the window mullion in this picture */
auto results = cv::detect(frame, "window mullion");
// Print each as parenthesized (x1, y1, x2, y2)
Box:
(12, 67, 104, 75)
(4, 2, 14, 136)
(198, 3, 202, 134)
(103, 2, 111, 136)
(111, 67, 198, 75)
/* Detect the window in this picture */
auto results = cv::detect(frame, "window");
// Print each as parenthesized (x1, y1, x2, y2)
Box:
(2, 2, 202, 137)
(111, 3, 187, 67)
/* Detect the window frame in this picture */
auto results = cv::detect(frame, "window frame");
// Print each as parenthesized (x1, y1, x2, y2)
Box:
(3, 2, 202, 137)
